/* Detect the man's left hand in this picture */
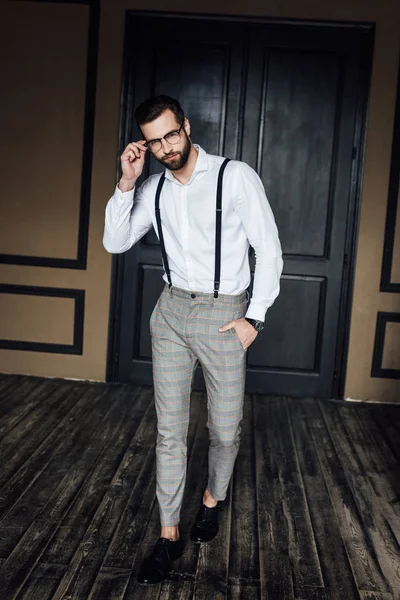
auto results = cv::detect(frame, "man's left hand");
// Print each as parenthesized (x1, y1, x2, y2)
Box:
(219, 318, 258, 350)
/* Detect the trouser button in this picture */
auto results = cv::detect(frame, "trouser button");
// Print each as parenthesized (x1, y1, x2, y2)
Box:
(191, 293, 196, 299)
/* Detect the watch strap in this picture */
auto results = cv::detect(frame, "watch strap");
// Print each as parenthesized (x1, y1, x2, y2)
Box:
(245, 317, 264, 331)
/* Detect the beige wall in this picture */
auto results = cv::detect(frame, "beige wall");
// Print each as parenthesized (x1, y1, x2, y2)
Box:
(0, 2, 85, 259)
(0, 1, 107, 379)
(0, 0, 399, 400)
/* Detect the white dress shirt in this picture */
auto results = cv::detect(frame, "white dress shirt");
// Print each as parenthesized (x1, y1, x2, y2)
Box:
(103, 145, 283, 321)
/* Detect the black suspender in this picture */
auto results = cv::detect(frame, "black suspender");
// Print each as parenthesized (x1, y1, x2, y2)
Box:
(154, 173, 171, 288)
(214, 158, 231, 297)
(155, 158, 231, 297)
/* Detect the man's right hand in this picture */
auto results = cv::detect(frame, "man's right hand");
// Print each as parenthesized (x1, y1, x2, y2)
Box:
(119, 140, 148, 192)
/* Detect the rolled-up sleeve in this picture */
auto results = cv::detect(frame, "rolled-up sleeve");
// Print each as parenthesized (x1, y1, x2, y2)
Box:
(233, 162, 283, 321)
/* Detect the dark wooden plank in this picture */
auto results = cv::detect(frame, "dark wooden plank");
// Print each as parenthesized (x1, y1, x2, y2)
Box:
(0, 386, 135, 599)
(0, 375, 23, 400)
(49, 390, 156, 599)
(301, 399, 390, 595)
(0, 386, 119, 556)
(319, 401, 400, 595)
(0, 378, 57, 426)
(229, 394, 259, 584)
(159, 580, 194, 599)
(288, 398, 359, 600)
(254, 395, 324, 599)
(337, 403, 400, 527)
(353, 406, 399, 474)
(276, 397, 324, 588)
(0, 385, 108, 524)
(44, 388, 153, 567)
(358, 592, 394, 600)
(0, 383, 84, 487)
(228, 582, 260, 600)
(87, 568, 132, 600)
(382, 405, 400, 435)
(15, 562, 66, 600)
(371, 406, 400, 463)
(0, 377, 399, 600)
(353, 406, 400, 537)
(294, 587, 329, 600)
(253, 395, 295, 599)
(0, 374, 25, 396)
(0, 381, 82, 454)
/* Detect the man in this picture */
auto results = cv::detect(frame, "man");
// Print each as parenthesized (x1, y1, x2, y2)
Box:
(103, 95, 283, 585)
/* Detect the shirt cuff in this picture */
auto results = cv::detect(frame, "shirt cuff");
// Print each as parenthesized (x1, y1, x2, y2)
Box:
(114, 184, 135, 206)
(245, 302, 266, 322)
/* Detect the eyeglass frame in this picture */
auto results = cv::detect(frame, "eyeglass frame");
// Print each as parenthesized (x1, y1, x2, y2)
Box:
(143, 123, 184, 152)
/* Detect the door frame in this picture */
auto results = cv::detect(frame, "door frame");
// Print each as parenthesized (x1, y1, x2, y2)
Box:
(105, 10, 375, 399)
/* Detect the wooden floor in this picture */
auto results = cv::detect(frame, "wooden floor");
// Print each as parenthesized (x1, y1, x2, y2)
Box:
(0, 375, 399, 600)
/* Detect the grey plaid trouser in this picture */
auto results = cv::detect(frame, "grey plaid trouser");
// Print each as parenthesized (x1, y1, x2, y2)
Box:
(150, 284, 248, 526)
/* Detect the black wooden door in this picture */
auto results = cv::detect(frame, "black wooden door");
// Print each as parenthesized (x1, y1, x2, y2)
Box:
(109, 14, 371, 398)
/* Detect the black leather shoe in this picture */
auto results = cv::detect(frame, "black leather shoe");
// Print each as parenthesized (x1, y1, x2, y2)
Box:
(137, 536, 184, 585)
(190, 504, 219, 542)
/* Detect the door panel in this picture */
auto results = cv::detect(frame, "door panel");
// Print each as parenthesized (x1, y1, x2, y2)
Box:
(112, 13, 370, 397)
(259, 50, 339, 257)
(249, 276, 326, 371)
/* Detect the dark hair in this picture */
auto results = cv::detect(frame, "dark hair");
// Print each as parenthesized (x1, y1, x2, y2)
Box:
(134, 95, 184, 129)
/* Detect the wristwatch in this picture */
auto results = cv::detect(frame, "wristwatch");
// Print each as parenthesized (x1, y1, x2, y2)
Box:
(245, 318, 265, 332)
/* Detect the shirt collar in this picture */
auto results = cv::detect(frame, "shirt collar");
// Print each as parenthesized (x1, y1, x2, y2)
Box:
(164, 144, 208, 183)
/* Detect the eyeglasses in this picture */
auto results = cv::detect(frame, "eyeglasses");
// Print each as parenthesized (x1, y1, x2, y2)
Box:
(144, 124, 183, 153)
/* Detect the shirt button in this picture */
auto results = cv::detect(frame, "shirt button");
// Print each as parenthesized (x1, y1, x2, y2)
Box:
(191, 293, 196, 299)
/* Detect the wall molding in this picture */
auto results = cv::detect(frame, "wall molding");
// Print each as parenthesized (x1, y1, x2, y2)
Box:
(0, 284, 85, 355)
(380, 56, 400, 292)
(371, 311, 400, 379)
(0, 0, 99, 270)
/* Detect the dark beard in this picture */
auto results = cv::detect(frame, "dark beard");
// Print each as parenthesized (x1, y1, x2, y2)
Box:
(156, 130, 191, 171)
